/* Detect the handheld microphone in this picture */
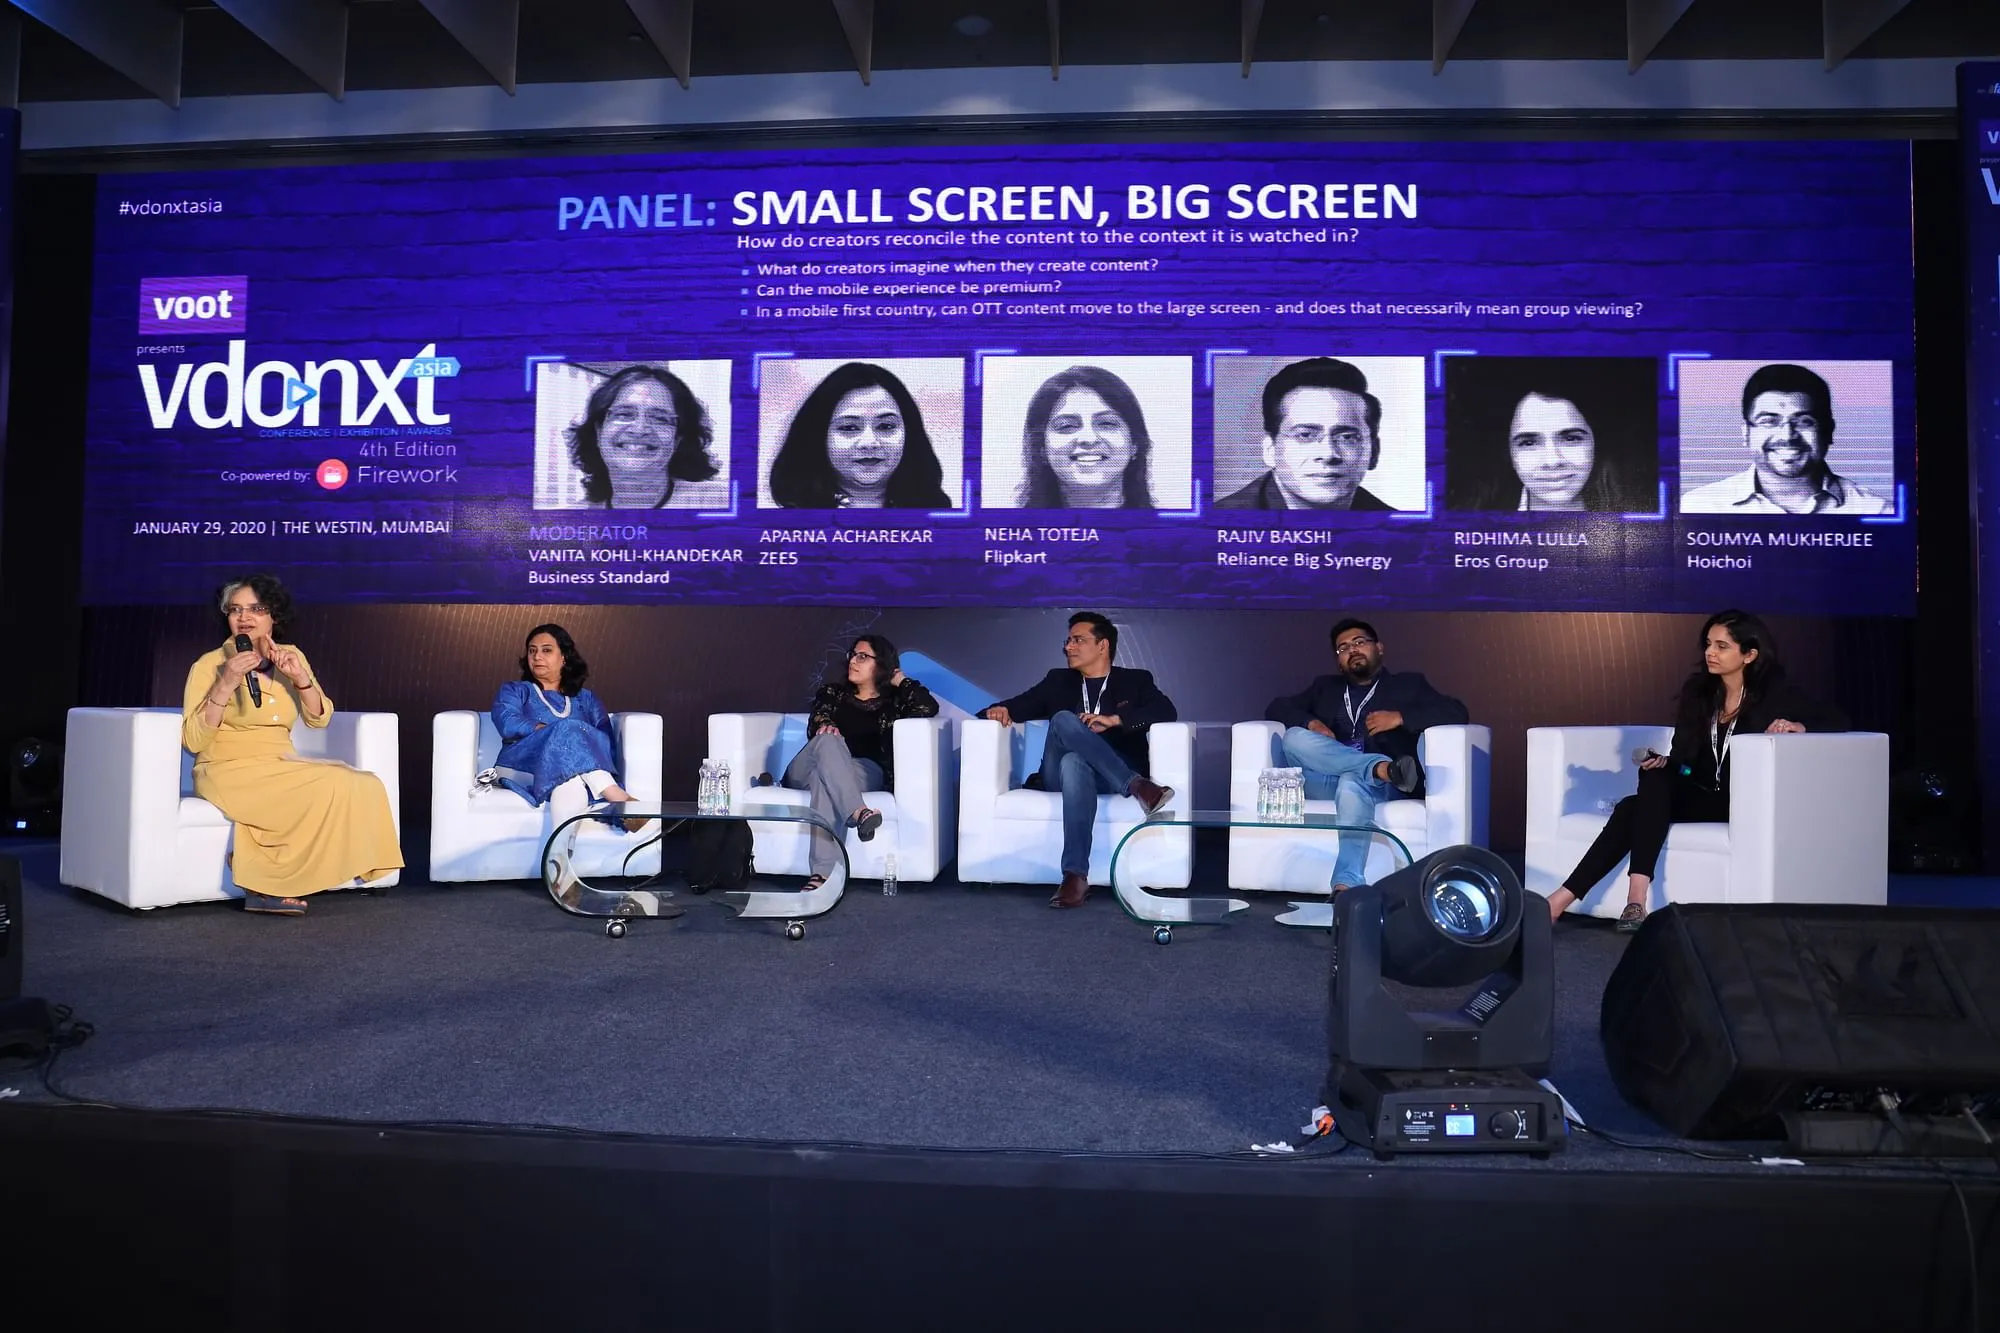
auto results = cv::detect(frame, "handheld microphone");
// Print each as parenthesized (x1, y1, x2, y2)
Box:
(234, 633, 262, 708)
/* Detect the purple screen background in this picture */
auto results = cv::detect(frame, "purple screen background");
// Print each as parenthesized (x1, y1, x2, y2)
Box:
(83, 139, 1916, 611)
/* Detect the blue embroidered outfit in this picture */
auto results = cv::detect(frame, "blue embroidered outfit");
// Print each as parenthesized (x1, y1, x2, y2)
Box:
(490, 680, 621, 805)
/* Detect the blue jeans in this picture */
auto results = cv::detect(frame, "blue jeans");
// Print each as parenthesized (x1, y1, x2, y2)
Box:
(1039, 710, 1139, 877)
(1281, 727, 1395, 889)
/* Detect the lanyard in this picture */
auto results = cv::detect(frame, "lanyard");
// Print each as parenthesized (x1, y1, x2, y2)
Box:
(1344, 679, 1380, 746)
(1080, 669, 1111, 716)
(1710, 712, 1738, 778)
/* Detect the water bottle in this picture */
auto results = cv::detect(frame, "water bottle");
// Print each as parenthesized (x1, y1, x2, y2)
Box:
(697, 759, 714, 812)
(882, 851, 898, 897)
(1287, 770, 1304, 821)
(715, 760, 732, 811)
(1256, 769, 1272, 819)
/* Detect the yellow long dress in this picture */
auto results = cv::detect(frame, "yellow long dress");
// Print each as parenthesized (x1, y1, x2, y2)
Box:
(180, 643, 404, 897)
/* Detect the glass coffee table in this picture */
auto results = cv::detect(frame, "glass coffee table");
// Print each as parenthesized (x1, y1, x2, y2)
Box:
(1109, 809, 1412, 943)
(543, 800, 850, 939)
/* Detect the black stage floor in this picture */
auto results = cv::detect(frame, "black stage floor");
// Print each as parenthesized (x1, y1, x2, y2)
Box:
(5, 838, 1998, 1328)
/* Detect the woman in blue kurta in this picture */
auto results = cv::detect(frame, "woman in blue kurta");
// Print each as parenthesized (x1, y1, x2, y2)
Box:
(492, 624, 638, 835)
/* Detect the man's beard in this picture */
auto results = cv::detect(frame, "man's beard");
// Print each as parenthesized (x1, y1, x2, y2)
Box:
(1343, 658, 1379, 682)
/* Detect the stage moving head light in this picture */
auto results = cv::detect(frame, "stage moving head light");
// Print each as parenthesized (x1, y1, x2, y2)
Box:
(1326, 844, 1552, 1076)
(1322, 845, 1564, 1158)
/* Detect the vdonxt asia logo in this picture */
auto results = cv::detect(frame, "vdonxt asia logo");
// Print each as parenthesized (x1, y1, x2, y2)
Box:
(137, 341, 459, 429)
(138, 275, 247, 335)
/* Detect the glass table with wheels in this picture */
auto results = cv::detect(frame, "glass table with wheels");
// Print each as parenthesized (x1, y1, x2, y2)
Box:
(542, 800, 851, 939)
(1108, 809, 1412, 943)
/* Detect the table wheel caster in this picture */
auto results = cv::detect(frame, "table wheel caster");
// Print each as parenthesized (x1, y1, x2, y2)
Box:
(606, 920, 627, 939)
(785, 920, 805, 941)
(1153, 925, 1172, 945)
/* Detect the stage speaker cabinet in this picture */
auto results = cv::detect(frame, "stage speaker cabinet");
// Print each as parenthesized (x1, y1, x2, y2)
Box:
(1601, 904, 2000, 1140)
(0, 853, 19, 1002)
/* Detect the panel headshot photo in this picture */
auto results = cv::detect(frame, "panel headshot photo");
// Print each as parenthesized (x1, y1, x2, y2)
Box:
(532, 359, 732, 511)
(1677, 360, 1895, 516)
(980, 356, 1194, 511)
(1442, 356, 1660, 514)
(756, 358, 965, 511)
(1212, 355, 1426, 512)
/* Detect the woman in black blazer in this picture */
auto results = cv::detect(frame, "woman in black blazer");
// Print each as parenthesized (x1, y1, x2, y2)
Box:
(1544, 610, 1847, 930)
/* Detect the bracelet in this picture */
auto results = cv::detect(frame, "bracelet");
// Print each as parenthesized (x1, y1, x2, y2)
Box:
(297, 678, 317, 691)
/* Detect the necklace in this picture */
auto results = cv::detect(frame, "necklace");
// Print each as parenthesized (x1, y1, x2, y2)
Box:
(533, 685, 572, 719)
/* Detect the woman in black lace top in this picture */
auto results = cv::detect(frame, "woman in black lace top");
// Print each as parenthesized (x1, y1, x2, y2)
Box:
(783, 633, 940, 888)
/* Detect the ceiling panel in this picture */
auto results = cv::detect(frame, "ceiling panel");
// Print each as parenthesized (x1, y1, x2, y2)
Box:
(12, 0, 2000, 105)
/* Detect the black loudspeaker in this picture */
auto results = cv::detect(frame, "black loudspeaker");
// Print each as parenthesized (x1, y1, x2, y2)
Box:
(1601, 904, 2000, 1140)
(0, 853, 19, 1002)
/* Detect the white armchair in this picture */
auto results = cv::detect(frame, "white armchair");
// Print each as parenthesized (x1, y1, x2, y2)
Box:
(1524, 726, 1889, 917)
(957, 718, 1193, 888)
(59, 705, 402, 910)
(1226, 722, 1492, 892)
(429, 710, 663, 882)
(707, 713, 958, 883)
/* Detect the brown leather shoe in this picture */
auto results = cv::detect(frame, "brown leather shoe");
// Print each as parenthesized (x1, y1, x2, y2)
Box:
(1128, 777, 1173, 817)
(1051, 871, 1090, 909)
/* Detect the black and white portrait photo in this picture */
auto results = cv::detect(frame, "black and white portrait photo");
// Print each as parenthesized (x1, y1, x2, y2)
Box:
(1211, 355, 1426, 512)
(756, 358, 965, 511)
(533, 359, 732, 511)
(980, 356, 1194, 511)
(1442, 357, 1660, 514)
(1678, 360, 1894, 516)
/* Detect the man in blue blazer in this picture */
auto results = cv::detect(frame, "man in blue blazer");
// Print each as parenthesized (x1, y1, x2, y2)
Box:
(1265, 618, 1469, 892)
(981, 611, 1176, 909)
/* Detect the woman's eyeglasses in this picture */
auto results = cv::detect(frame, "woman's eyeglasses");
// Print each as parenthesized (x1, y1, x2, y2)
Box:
(849, 651, 877, 663)
(228, 604, 270, 617)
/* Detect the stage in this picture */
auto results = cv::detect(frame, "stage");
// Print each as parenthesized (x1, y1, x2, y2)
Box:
(4, 838, 1997, 1328)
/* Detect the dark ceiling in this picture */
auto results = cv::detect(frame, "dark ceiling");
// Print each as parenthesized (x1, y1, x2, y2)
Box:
(13, 0, 2000, 106)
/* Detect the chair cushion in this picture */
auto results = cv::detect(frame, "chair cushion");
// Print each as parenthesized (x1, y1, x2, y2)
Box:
(746, 786, 898, 818)
(995, 788, 1139, 822)
(1664, 821, 1731, 853)
(179, 796, 228, 828)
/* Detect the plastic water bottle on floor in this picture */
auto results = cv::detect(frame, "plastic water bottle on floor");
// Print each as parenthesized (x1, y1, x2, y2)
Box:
(882, 851, 898, 897)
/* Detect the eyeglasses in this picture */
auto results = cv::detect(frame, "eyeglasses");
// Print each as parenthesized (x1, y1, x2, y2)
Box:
(1279, 424, 1368, 448)
(849, 650, 877, 663)
(1749, 413, 1820, 433)
(1334, 635, 1377, 652)
(227, 603, 270, 617)
(1063, 634, 1099, 647)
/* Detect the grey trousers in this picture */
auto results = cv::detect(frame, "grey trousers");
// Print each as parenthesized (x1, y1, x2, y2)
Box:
(782, 732, 885, 876)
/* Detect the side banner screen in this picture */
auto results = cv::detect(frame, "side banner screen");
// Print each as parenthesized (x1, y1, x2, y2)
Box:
(85, 140, 1915, 610)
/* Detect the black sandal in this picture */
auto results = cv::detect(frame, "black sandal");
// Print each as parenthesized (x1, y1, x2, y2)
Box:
(802, 874, 827, 892)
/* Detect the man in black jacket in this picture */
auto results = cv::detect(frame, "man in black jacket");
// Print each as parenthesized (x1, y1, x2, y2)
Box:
(981, 611, 1176, 909)
(1266, 617, 1470, 891)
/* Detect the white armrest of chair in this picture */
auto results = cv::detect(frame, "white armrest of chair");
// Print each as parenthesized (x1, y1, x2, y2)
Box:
(709, 712, 787, 802)
(1228, 721, 1282, 808)
(60, 707, 185, 901)
(960, 717, 1010, 810)
(1727, 732, 1888, 905)
(430, 710, 483, 824)
(891, 716, 955, 881)
(613, 712, 664, 802)
(1418, 724, 1491, 851)
(303, 711, 401, 834)
(1147, 722, 1194, 811)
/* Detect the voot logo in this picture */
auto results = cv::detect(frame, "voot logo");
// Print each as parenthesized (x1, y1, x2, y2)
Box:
(139, 275, 246, 334)
(138, 341, 456, 429)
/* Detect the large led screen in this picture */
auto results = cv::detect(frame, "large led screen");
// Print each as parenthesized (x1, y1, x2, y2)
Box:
(85, 140, 1915, 610)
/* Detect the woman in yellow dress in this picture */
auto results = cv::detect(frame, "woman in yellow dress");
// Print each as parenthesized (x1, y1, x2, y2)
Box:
(181, 574, 403, 915)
